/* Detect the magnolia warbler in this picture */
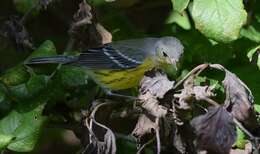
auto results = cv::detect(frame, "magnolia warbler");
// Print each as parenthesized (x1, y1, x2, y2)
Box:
(27, 37, 184, 97)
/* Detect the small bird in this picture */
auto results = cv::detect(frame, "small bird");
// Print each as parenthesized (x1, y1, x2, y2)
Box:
(27, 37, 184, 97)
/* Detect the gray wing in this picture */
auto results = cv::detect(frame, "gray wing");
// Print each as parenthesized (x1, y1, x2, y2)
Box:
(76, 38, 158, 70)
(110, 38, 158, 62)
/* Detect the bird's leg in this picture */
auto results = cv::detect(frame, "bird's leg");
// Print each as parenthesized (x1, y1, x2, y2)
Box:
(104, 89, 138, 100)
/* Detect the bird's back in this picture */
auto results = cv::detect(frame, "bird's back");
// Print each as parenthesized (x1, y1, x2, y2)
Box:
(83, 38, 159, 90)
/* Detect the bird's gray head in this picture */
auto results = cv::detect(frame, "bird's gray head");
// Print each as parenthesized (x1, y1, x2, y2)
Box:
(154, 36, 184, 67)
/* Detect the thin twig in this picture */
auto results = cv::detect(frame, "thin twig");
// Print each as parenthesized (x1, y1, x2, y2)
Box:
(233, 118, 254, 139)
(84, 117, 98, 142)
(173, 63, 209, 90)
(203, 97, 220, 107)
(155, 118, 161, 154)
(20, 2, 39, 24)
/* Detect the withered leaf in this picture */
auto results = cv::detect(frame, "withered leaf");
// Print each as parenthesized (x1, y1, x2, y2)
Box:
(223, 70, 259, 130)
(191, 107, 236, 154)
(71, 1, 92, 31)
(138, 70, 171, 118)
(69, 1, 112, 48)
(132, 114, 157, 138)
(95, 23, 112, 44)
(140, 71, 174, 99)
(193, 86, 215, 101)
(85, 120, 116, 154)
(1, 16, 33, 51)
(139, 93, 167, 118)
(230, 142, 253, 154)
(39, 0, 54, 9)
(174, 76, 214, 110)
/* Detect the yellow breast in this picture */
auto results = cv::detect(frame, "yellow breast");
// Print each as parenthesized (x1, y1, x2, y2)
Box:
(92, 58, 155, 90)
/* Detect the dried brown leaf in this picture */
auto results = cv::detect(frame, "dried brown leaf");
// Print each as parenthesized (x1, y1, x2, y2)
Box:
(174, 76, 215, 110)
(1, 16, 33, 51)
(95, 23, 112, 44)
(84, 101, 117, 154)
(191, 107, 236, 154)
(69, 1, 112, 48)
(230, 142, 253, 154)
(140, 71, 174, 99)
(132, 114, 157, 138)
(139, 93, 167, 118)
(193, 86, 215, 101)
(223, 70, 259, 130)
(73, 1, 93, 26)
(85, 128, 116, 154)
(138, 71, 171, 118)
(39, 0, 54, 9)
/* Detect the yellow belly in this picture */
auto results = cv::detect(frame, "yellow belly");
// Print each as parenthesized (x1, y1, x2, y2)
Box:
(92, 59, 155, 90)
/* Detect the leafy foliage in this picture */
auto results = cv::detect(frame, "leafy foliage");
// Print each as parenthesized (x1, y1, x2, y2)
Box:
(190, 0, 247, 42)
(0, 0, 260, 153)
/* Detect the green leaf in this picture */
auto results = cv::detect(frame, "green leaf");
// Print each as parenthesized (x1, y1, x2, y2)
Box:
(0, 65, 30, 86)
(13, 0, 39, 15)
(171, 0, 190, 13)
(240, 26, 260, 43)
(0, 90, 5, 103)
(0, 134, 14, 150)
(234, 127, 246, 149)
(194, 76, 207, 85)
(57, 66, 88, 87)
(1, 41, 56, 87)
(9, 75, 48, 100)
(117, 137, 137, 154)
(88, 0, 115, 6)
(26, 40, 58, 74)
(166, 11, 191, 30)
(0, 102, 46, 152)
(9, 84, 29, 99)
(256, 15, 260, 23)
(190, 0, 247, 43)
(26, 75, 48, 96)
(194, 76, 224, 90)
(255, 104, 260, 113)
(28, 40, 57, 59)
(247, 45, 260, 69)
(0, 84, 12, 116)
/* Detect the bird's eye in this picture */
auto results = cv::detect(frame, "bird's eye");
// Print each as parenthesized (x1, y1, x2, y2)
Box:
(162, 51, 168, 57)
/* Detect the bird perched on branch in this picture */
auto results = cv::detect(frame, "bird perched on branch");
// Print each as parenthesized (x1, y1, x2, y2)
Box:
(26, 36, 184, 98)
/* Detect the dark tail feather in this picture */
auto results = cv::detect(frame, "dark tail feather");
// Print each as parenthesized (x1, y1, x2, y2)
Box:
(26, 55, 78, 65)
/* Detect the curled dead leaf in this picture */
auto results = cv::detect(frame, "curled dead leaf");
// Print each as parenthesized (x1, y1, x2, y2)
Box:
(69, 1, 112, 48)
(1, 16, 33, 51)
(230, 142, 253, 154)
(73, 0, 93, 26)
(174, 76, 215, 110)
(137, 70, 171, 118)
(191, 107, 237, 154)
(222, 70, 259, 131)
(95, 23, 112, 44)
(84, 127, 116, 154)
(140, 71, 174, 99)
(39, 0, 54, 9)
(132, 114, 157, 138)
(84, 101, 117, 154)
(139, 93, 167, 118)
(193, 86, 215, 101)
